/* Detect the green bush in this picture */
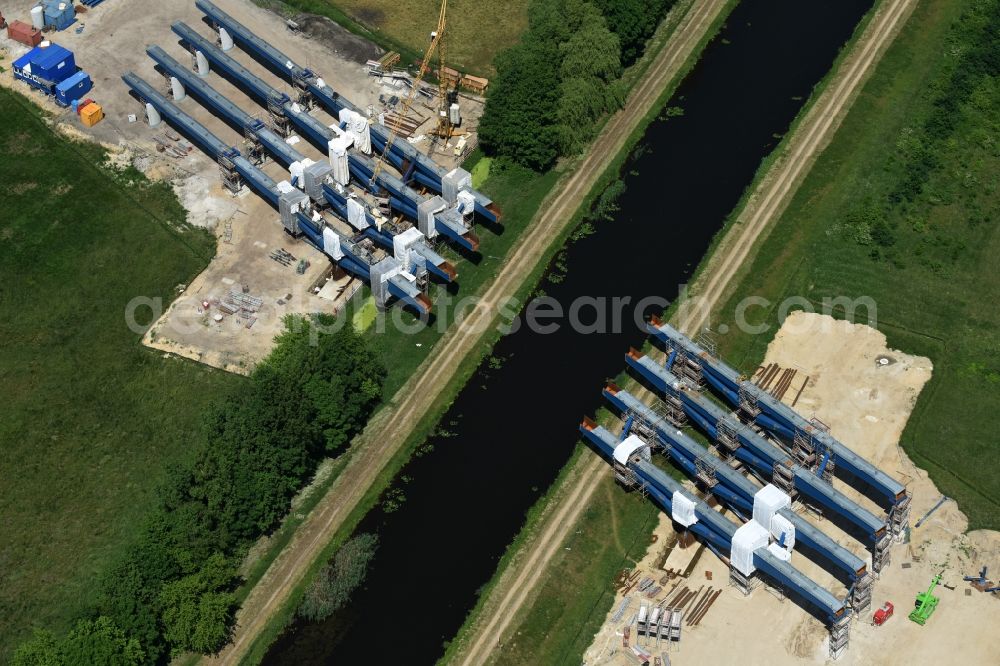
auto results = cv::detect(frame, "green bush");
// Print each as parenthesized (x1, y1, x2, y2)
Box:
(480, 0, 673, 170)
(13, 618, 143, 666)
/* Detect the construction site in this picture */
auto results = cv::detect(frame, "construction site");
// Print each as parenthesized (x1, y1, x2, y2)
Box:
(1, 0, 496, 370)
(577, 312, 1000, 665)
(4, 0, 1000, 664)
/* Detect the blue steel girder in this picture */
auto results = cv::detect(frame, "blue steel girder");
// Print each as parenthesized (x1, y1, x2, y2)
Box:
(580, 421, 848, 624)
(146, 45, 302, 168)
(121, 71, 279, 208)
(171, 22, 289, 110)
(624, 350, 888, 546)
(646, 317, 908, 510)
(604, 385, 868, 582)
(194, 0, 501, 225)
(176, 20, 477, 254)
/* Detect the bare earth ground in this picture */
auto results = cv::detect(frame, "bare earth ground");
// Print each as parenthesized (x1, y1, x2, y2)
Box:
(201, 0, 736, 661)
(452, 0, 924, 663)
(0, 0, 482, 370)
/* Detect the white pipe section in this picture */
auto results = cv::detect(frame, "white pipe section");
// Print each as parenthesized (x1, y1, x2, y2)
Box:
(195, 50, 210, 78)
(219, 27, 234, 52)
(170, 76, 186, 101)
(145, 103, 162, 128)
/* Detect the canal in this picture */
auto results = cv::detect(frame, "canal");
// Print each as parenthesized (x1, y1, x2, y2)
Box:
(265, 0, 873, 662)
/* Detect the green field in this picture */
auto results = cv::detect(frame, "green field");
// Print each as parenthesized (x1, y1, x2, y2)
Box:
(274, 0, 528, 75)
(711, 0, 1000, 529)
(0, 89, 238, 657)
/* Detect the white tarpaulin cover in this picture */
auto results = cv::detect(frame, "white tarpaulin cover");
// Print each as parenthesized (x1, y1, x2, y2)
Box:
(613, 434, 649, 465)
(671, 491, 698, 527)
(731, 520, 769, 576)
(322, 227, 343, 260)
(770, 513, 796, 550)
(393, 227, 423, 266)
(457, 190, 476, 215)
(753, 484, 791, 529)
(767, 542, 792, 562)
(346, 197, 367, 229)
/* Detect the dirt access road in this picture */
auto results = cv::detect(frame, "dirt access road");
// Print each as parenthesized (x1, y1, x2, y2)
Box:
(204, 0, 733, 663)
(451, 0, 918, 663)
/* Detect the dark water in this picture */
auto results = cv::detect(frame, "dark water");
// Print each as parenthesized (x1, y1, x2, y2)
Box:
(265, 1, 872, 662)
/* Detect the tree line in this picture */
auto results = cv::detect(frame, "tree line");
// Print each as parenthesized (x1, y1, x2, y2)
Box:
(14, 316, 386, 664)
(479, 0, 676, 171)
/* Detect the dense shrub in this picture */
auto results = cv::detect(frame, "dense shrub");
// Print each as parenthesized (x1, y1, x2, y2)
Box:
(298, 533, 380, 621)
(480, 0, 674, 170)
(13, 617, 144, 666)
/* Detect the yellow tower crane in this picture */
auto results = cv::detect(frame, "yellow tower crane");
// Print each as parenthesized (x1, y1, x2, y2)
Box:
(369, 0, 450, 187)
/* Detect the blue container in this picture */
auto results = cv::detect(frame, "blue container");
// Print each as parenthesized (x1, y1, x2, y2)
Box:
(12, 43, 76, 95)
(42, 1, 75, 31)
(29, 43, 75, 84)
(56, 70, 92, 106)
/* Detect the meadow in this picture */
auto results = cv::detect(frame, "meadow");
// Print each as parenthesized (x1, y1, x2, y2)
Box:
(0, 88, 239, 657)
(268, 0, 529, 75)
(711, 0, 1000, 529)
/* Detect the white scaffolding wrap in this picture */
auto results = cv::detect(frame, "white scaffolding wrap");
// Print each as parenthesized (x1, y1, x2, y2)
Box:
(671, 491, 698, 527)
(289, 160, 305, 187)
(457, 190, 476, 216)
(393, 227, 424, 268)
(770, 513, 796, 550)
(753, 484, 791, 529)
(339, 109, 371, 154)
(328, 135, 352, 186)
(731, 520, 769, 576)
(346, 197, 367, 229)
(322, 227, 343, 260)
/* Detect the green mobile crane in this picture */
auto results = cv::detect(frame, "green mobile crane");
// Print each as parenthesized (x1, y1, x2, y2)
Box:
(908, 573, 942, 625)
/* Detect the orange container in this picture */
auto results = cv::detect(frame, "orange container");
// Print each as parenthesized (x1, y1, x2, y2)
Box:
(80, 102, 104, 127)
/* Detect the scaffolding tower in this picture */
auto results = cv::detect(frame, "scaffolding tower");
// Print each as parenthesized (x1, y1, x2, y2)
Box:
(729, 565, 757, 596)
(217, 149, 242, 195)
(672, 347, 705, 387)
(792, 419, 834, 482)
(771, 459, 797, 499)
(849, 572, 874, 614)
(888, 491, 912, 538)
(738, 382, 761, 421)
(241, 122, 266, 165)
(871, 530, 892, 574)
(695, 453, 719, 490)
(829, 615, 851, 660)
(715, 414, 741, 458)
(266, 92, 291, 136)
